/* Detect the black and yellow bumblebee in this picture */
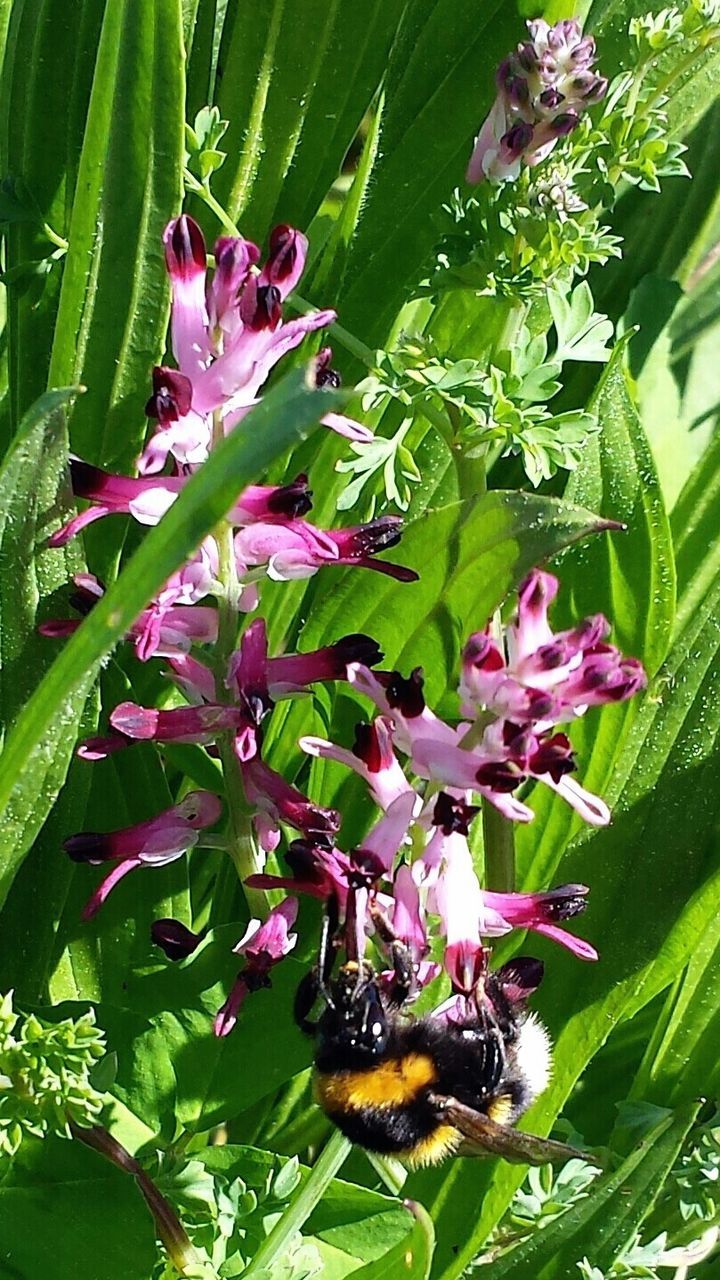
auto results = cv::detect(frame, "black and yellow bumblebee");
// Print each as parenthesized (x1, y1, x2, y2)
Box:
(295, 905, 583, 1168)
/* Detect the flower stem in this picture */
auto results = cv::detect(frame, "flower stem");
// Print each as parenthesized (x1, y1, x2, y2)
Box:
(210, 412, 267, 913)
(71, 1122, 217, 1278)
(481, 800, 516, 893)
(243, 1130, 351, 1279)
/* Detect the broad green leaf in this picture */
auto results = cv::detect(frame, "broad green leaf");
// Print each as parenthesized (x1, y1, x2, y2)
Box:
(480, 1105, 699, 1280)
(0, 1134, 156, 1279)
(0, 386, 84, 735)
(409, 569, 720, 1280)
(0, 369, 340, 910)
(671, 430, 720, 638)
(0, 0, 106, 437)
(516, 345, 675, 891)
(213, 0, 406, 241)
(47, 0, 185, 471)
(632, 897, 720, 1107)
(317, 1, 524, 356)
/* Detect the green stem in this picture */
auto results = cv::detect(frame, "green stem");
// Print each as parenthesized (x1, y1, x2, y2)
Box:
(42, 221, 69, 252)
(481, 800, 516, 894)
(210, 410, 266, 914)
(243, 1130, 351, 1279)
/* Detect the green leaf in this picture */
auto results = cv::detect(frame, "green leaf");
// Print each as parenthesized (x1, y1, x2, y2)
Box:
(0, 1134, 157, 1279)
(0, 0, 106, 436)
(0, 368, 340, 911)
(549, 282, 614, 365)
(47, 0, 185, 471)
(0, 386, 84, 735)
(515, 344, 676, 891)
(480, 1105, 699, 1280)
(671, 430, 720, 639)
(213, 0, 406, 240)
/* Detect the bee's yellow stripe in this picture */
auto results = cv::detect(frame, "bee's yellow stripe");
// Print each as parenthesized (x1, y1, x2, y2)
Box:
(487, 1093, 514, 1125)
(400, 1124, 462, 1167)
(316, 1052, 437, 1111)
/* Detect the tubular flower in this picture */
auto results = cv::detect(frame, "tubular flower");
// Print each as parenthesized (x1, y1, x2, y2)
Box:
(466, 19, 607, 183)
(63, 792, 222, 920)
(214, 898, 299, 1037)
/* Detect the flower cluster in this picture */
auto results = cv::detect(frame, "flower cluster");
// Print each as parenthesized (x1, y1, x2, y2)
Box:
(47, 203, 645, 1045)
(248, 570, 645, 1005)
(467, 19, 607, 183)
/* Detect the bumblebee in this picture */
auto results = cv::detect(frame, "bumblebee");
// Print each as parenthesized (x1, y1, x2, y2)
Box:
(295, 908, 583, 1168)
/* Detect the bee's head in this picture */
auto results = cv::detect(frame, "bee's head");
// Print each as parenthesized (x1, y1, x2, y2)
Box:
(319, 960, 390, 1060)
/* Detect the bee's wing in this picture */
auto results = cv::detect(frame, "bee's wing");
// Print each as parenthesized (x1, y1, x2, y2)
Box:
(433, 1095, 598, 1166)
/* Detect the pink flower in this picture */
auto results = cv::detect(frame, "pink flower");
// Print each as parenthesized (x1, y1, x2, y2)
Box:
(466, 19, 607, 183)
(214, 898, 299, 1037)
(481, 883, 597, 960)
(235, 515, 418, 584)
(64, 792, 222, 920)
(301, 718, 417, 812)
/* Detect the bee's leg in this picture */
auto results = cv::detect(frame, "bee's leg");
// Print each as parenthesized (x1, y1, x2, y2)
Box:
(369, 900, 415, 1007)
(294, 893, 340, 1033)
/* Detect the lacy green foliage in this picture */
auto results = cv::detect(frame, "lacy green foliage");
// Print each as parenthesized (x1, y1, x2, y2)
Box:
(0, 993, 106, 1155)
(154, 1153, 321, 1280)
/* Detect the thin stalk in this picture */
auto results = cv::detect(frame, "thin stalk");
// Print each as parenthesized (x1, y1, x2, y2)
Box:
(210, 409, 266, 914)
(243, 1130, 351, 1279)
(71, 1123, 217, 1278)
(481, 800, 516, 893)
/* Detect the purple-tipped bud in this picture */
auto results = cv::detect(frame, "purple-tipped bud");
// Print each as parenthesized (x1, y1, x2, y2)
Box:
(352, 722, 383, 772)
(516, 41, 538, 73)
(144, 366, 193, 424)
(581, 74, 608, 103)
(506, 75, 531, 108)
(248, 284, 282, 331)
(164, 215, 206, 279)
(539, 86, 565, 110)
(501, 121, 535, 158)
(151, 918, 204, 961)
(550, 111, 580, 137)
(265, 224, 301, 283)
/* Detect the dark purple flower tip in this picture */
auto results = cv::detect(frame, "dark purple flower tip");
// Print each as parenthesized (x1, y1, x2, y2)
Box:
(63, 832, 114, 864)
(349, 847, 387, 887)
(475, 760, 521, 793)
(68, 458, 107, 499)
(493, 956, 544, 1002)
(315, 347, 342, 390)
(214, 234, 260, 276)
(330, 633, 384, 671)
(346, 516, 405, 555)
(539, 86, 565, 110)
(352, 722, 384, 772)
(506, 75, 531, 108)
(165, 215, 206, 278)
(534, 639, 573, 671)
(151, 918, 204, 961)
(529, 732, 575, 781)
(502, 121, 535, 157)
(145, 366, 193, 424)
(432, 791, 480, 836)
(266, 224, 301, 283)
(570, 34, 596, 65)
(383, 667, 426, 718)
(550, 111, 580, 137)
(516, 41, 538, 73)
(539, 884, 589, 921)
(248, 283, 282, 331)
(266, 474, 313, 519)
